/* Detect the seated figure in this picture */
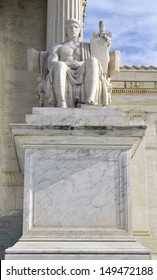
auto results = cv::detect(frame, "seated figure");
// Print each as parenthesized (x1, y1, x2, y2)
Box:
(28, 19, 115, 108)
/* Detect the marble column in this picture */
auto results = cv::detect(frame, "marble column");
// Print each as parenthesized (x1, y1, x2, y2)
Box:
(47, 0, 86, 48)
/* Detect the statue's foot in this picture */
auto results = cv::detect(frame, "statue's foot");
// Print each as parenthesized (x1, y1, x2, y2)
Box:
(61, 102, 67, 108)
(86, 100, 97, 105)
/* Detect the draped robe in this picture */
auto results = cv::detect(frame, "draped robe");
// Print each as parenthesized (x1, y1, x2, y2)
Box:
(44, 42, 111, 107)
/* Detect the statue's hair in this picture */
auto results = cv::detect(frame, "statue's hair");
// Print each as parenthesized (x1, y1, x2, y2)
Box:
(65, 19, 81, 28)
(65, 19, 81, 37)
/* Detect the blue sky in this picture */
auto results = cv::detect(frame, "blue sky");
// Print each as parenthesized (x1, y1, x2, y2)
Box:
(83, 0, 157, 66)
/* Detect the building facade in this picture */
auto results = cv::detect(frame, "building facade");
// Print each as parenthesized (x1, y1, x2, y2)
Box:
(0, 0, 157, 259)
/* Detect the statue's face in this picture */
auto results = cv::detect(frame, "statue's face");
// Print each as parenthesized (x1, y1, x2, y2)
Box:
(66, 22, 80, 39)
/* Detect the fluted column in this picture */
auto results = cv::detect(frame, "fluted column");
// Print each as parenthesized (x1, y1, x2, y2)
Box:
(47, 0, 86, 48)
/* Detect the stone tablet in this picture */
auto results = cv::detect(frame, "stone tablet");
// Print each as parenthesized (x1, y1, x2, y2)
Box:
(90, 37, 110, 75)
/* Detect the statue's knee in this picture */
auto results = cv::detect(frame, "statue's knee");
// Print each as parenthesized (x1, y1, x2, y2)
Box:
(54, 61, 67, 72)
(90, 57, 98, 63)
(86, 57, 98, 67)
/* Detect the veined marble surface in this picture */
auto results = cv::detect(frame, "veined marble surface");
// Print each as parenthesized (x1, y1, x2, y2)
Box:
(23, 147, 129, 239)
(6, 108, 150, 259)
(5, 240, 151, 260)
(26, 107, 129, 126)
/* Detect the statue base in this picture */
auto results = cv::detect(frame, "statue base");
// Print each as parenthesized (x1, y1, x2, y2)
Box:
(6, 240, 150, 260)
(5, 107, 151, 259)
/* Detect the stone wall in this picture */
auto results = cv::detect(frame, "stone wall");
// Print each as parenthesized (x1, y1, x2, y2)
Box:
(0, 209, 22, 259)
(111, 69, 157, 259)
(0, 0, 47, 259)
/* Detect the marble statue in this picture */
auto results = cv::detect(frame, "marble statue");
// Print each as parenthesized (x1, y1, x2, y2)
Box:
(28, 18, 113, 108)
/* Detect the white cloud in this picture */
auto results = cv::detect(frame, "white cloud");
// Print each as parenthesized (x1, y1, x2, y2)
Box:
(83, 0, 157, 65)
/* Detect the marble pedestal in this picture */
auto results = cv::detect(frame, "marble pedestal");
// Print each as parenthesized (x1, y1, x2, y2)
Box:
(5, 107, 151, 259)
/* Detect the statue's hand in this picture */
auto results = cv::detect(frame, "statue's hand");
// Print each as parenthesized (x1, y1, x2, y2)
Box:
(105, 35, 112, 47)
(100, 32, 112, 47)
(66, 60, 82, 70)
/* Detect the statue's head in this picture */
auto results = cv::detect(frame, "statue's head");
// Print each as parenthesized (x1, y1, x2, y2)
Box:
(65, 19, 81, 39)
